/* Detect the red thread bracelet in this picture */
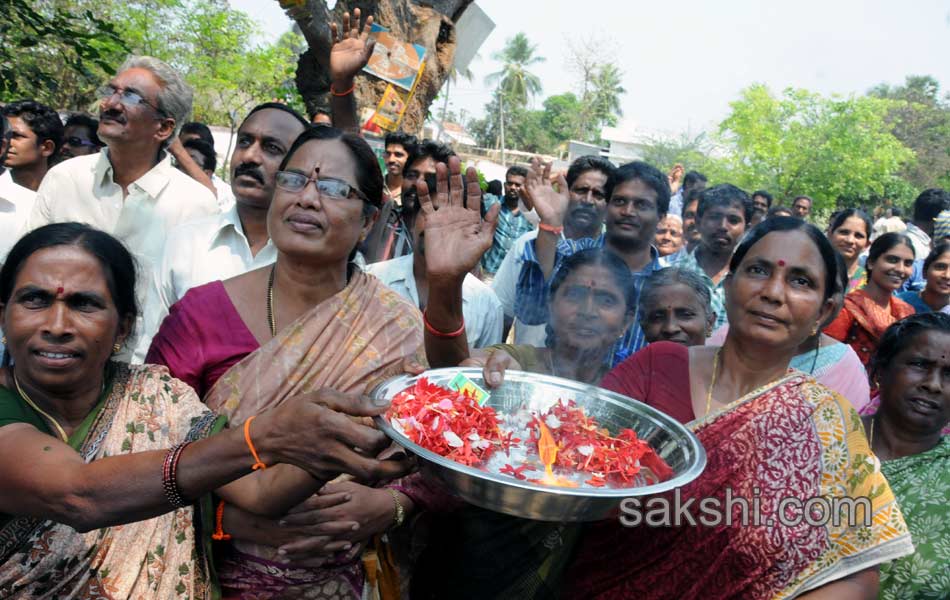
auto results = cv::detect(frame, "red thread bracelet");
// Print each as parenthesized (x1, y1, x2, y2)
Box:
(330, 82, 355, 96)
(244, 416, 267, 471)
(538, 222, 564, 235)
(212, 500, 232, 541)
(423, 310, 465, 338)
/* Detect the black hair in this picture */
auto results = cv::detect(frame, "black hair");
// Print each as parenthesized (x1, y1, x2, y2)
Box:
(729, 216, 839, 302)
(683, 187, 703, 209)
(545, 248, 637, 347)
(180, 122, 214, 147)
(608, 161, 671, 216)
(1, 100, 65, 163)
(506, 165, 528, 179)
(865, 232, 915, 276)
(384, 131, 417, 151)
(923, 241, 950, 275)
(890, 206, 902, 218)
(766, 205, 794, 219)
(0, 223, 138, 365)
(182, 138, 217, 173)
(870, 312, 950, 382)
(912, 188, 950, 224)
(683, 171, 707, 190)
(243, 102, 309, 129)
(64, 113, 103, 147)
(793, 195, 813, 206)
(565, 155, 615, 189)
(638, 267, 712, 321)
(405, 139, 456, 176)
(487, 179, 503, 196)
(697, 183, 753, 223)
(278, 126, 383, 211)
(751, 190, 773, 207)
(828, 208, 872, 239)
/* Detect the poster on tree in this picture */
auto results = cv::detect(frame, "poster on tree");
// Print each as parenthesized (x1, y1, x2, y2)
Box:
(363, 23, 427, 91)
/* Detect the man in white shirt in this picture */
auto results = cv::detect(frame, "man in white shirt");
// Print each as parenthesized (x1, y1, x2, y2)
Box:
(366, 142, 503, 348)
(133, 103, 309, 360)
(904, 188, 950, 259)
(28, 55, 218, 355)
(0, 115, 37, 262)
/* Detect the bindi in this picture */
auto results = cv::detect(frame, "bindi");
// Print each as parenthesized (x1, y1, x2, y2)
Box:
(55, 286, 64, 297)
(777, 260, 786, 267)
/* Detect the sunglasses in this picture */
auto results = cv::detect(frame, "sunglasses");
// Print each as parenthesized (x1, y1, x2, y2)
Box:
(64, 136, 99, 148)
(96, 85, 167, 117)
(275, 171, 369, 203)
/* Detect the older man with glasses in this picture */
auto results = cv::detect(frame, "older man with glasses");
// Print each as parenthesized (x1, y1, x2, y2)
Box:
(28, 55, 218, 357)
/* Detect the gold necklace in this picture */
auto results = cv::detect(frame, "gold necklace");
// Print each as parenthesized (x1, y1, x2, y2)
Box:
(13, 372, 69, 443)
(705, 347, 721, 416)
(267, 264, 277, 337)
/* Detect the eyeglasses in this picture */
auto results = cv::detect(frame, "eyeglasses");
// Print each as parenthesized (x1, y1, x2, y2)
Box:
(275, 171, 369, 203)
(64, 136, 99, 148)
(95, 85, 166, 117)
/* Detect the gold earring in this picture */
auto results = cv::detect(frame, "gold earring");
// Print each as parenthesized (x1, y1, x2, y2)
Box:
(811, 325, 818, 337)
(1, 336, 5, 345)
(113, 343, 122, 354)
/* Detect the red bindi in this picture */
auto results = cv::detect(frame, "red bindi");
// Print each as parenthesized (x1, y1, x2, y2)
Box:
(56, 286, 64, 295)
(777, 260, 786, 267)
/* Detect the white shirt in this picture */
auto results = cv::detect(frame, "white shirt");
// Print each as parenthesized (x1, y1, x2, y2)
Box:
(133, 204, 277, 362)
(492, 229, 548, 346)
(29, 149, 219, 356)
(213, 174, 235, 212)
(365, 253, 503, 349)
(0, 170, 36, 262)
(903, 222, 931, 260)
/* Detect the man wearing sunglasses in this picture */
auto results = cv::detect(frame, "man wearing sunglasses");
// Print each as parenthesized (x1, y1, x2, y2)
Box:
(28, 55, 218, 357)
(58, 114, 104, 161)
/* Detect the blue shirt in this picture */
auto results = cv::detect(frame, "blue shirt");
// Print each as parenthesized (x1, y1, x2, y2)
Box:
(514, 234, 661, 366)
(897, 290, 931, 313)
(480, 194, 535, 274)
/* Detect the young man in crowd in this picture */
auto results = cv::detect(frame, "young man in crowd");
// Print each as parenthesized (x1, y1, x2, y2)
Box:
(671, 183, 752, 329)
(668, 169, 707, 217)
(791, 194, 812, 220)
(178, 138, 216, 180)
(480, 165, 535, 281)
(516, 160, 669, 363)
(134, 103, 309, 360)
(29, 56, 219, 354)
(366, 141, 503, 348)
(681, 187, 703, 253)
(1, 100, 64, 191)
(750, 189, 773, 225)
(383, 131, 416, 205)
(491, 155, 615, 345)
(904, 188, 950, 258)
(59, 114, 104, 161)
(0, 114, 37, 262)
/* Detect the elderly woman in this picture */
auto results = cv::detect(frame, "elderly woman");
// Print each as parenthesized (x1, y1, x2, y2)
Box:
(864, 313, 949, 599)
(655, 213, 685, 263)
(146, 125, 426, 598)
(638, 267, 715, 346)
(0, 223, 406, 598)
(897, 241, 950, 314)
(825, 232, 916, 375)
(567, 217, 913, 599)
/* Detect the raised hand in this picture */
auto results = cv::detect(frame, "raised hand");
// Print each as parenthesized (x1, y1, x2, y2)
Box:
(523, 157, 570, 228)
(668, 163, 684, 194)
(328, 9, 376, 85)
(417, 156, 500, 282)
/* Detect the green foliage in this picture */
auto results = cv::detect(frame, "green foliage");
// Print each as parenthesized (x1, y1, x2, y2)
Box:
(718, 84, 915, 210)
(485, 32, 545, 109)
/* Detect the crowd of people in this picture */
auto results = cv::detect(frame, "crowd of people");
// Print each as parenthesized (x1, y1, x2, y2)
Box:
(0, 10, 947, 600)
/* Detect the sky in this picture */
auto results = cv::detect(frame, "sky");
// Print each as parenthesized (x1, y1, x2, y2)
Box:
(230, 0, 950, 138)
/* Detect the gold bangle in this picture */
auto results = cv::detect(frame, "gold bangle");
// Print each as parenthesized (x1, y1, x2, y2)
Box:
(387, 488, 405, 528)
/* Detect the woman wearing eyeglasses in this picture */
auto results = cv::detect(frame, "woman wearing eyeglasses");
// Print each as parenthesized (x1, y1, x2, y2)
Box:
(146, 125, 429, 599)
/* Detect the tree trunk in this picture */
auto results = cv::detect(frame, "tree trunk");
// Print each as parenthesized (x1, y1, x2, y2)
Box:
(277, 0, 474, 134)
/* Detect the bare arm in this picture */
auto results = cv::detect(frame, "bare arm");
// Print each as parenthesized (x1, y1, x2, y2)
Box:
(796, 567, 878, 600)
(327, 9, 376, 134)
(168, 137, 216, 195)
(523, 160, 570, 279)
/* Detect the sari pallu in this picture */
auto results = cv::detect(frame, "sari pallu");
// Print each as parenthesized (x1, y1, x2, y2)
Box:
(566, 373, 914, 600)
(202, 271, 425, 600)
(0, 363, 223, 599)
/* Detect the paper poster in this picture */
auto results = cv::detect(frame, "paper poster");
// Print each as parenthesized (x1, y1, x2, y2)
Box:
(370, 84, 411, 131)
(363, 23, 427, 91)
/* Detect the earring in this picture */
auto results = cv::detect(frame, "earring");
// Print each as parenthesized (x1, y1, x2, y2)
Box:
(1, 337, 5, 345)
(113, 343, 122, 354)
(810, 325, 819, 337)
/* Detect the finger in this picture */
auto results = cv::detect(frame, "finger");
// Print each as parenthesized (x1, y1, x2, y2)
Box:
(447, 156, 464, 208)
(416, 179, 434, 214)
(483, 347, 512, 388)
(401, 356, 426, 375)
(482, 203, 501, 242)
(315, 389, 389, 417)
(291, 520, 361, 538)
(542, 161, 552, 184)
(347, 453, 415, 485)
(351, 8, 361, 36)
(361, 15, 374, 39)
(341, 543, 363, 562)
(279, 536, 352, 559)
(342, 12, 351, 38)
(435, 162, 450, 209)
(284, 491, 353, 517)
(330, 22, 339, 46)
(529, 156, 541, 172)
(464, 166, 481, 211)
(363, 38, 376, 62)
(555, 173, 569, 196)
(460, 357, 487, 368)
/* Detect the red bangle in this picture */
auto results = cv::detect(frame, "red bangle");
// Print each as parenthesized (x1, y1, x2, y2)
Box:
(330, 82, 355, 96)
(212, 500, 231, 541)
(423, 310, 466, 338)
(538, 222, 564, 235)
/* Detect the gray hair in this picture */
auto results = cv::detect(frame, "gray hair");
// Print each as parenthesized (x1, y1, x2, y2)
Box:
(118, 55, 193, 149)
(637, 267, 713, 321)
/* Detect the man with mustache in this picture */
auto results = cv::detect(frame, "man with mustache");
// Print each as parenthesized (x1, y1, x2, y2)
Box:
(750, 189, 773, 225)
(366, 142, 503, 348)
(516, 160, 669, 363)
(133, 103, 308, 360)
(1, 100, 64, 191)
(383, 131, 416, 205)
(491, 155, 614, 345)
(671, 183, 752, 329)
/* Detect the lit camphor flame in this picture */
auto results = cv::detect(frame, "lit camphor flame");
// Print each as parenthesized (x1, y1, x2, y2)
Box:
(537, 421, 579, 488)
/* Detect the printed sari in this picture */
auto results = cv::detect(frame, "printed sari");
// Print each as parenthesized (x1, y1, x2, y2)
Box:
(202, 270, 425, 600)
(0, 363, 223, 599)
(877, 436, 950, 599)
(566, 342, 914, 600)
(824, 289, 916, 373)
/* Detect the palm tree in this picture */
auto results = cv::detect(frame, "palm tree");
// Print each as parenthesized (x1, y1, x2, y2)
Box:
(485, 33, 544, 161)
(589, 63, 626, 129)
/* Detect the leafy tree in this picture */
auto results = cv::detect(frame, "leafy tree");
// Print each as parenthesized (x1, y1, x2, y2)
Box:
(540, 93, 583, 145)
(588, 63, 625, 131)
(485, 32, 544, 109)
(718, 84, 915, 210)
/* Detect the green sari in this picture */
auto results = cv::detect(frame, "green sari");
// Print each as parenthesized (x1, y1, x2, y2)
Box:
(878, 436, 950, 600)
